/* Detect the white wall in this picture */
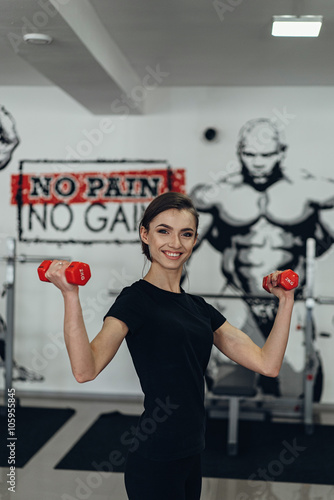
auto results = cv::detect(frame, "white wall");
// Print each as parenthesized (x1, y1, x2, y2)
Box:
(1, 85, 334, 402)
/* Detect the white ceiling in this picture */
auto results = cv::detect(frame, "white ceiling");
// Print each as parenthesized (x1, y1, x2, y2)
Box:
(1, 0, 333, 114)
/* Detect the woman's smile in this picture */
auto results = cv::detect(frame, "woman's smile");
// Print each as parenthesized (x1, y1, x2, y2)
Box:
(162, 250, 183, 260)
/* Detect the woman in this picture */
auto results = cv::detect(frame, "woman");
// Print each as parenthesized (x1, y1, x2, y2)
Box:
(46, 192, 295, 500)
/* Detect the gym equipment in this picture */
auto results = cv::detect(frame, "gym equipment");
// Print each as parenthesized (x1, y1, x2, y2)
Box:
(1, 238, 15, 411)
(304, 238, 316, 434)
(262, 269, 299, 293)
(38, 260, 91, 286)
(0, 237, 70, 408)
(209, 364, 257, 455)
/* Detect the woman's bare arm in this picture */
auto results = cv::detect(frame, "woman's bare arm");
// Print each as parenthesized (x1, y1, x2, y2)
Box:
(213, 271, 295, 377)
(46, 260, 128, 383)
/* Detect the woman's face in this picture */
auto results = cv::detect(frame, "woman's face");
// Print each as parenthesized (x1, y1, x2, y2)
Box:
(140, 208, 198, 270)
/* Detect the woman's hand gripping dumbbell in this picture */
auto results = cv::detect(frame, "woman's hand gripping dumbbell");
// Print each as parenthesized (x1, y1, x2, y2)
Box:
(37, 260, 91, 287)
(262, 269, 299, 294)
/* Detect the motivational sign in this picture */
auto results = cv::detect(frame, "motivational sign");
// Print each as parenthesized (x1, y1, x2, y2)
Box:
(11, 160, 186, 244)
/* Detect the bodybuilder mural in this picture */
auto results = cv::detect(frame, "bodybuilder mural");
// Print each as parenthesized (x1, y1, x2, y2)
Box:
(190, 118, 334, 398)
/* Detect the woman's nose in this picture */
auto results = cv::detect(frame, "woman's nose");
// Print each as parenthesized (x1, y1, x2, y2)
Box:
(168, 234, 182, 248)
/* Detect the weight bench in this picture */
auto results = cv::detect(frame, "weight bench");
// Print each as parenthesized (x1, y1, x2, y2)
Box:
(207, 364, 257, 456)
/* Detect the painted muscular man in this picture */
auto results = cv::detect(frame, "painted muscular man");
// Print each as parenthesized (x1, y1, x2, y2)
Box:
(190, 118, 334, 395)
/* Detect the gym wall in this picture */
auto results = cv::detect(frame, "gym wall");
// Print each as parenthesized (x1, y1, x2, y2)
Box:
(0, 85, 333, 403)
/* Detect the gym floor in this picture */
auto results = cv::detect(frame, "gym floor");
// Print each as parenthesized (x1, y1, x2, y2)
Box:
(1, 395, 334, 500)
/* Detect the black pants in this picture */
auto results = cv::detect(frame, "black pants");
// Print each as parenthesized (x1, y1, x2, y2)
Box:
(124, 449, 202, 500)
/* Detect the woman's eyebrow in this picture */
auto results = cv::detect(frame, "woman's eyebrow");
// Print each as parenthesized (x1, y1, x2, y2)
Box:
(155, 224, 195, 232)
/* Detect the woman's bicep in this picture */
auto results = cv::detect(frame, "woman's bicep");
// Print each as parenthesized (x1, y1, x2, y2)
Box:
(90, 316, 129, 378)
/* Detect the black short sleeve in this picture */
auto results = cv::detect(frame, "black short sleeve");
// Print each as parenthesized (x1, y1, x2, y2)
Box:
(205, 300, 227, 331)
(104, 286, 145, 333)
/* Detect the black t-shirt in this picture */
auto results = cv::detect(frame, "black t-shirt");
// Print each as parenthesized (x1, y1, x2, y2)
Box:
(104, 279, 226, 461)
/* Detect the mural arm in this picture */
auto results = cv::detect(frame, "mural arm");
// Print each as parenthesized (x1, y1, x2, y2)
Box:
(306, 177, 334, 247)
(189, 181, 221, 250)
(180, 211, 214, 285)
(180, 185, 218, 284)
(0, 105, 20, 170)
(313, 179, 334, 207)
(189, 182, 217, 212)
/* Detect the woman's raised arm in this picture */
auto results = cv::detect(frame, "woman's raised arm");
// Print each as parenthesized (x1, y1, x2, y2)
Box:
(45, 260, 128, 383)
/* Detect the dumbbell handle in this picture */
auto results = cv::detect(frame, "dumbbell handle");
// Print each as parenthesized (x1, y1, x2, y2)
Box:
(262, 269, 299, 293)
(37, 260, 91, 286)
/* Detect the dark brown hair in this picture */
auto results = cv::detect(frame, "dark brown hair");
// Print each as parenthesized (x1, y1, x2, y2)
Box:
(139, 191, 199, 261)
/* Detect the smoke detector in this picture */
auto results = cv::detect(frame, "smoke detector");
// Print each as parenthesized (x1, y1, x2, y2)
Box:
(23, 33, 53, 45)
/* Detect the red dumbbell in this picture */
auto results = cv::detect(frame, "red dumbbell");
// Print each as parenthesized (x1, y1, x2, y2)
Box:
(37, 260, 91, 286)
(262, 269, 299, 293)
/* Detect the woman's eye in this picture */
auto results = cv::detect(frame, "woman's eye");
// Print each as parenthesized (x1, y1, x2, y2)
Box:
(158, 229, 168, 234)
(183, 232, 193, 238)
